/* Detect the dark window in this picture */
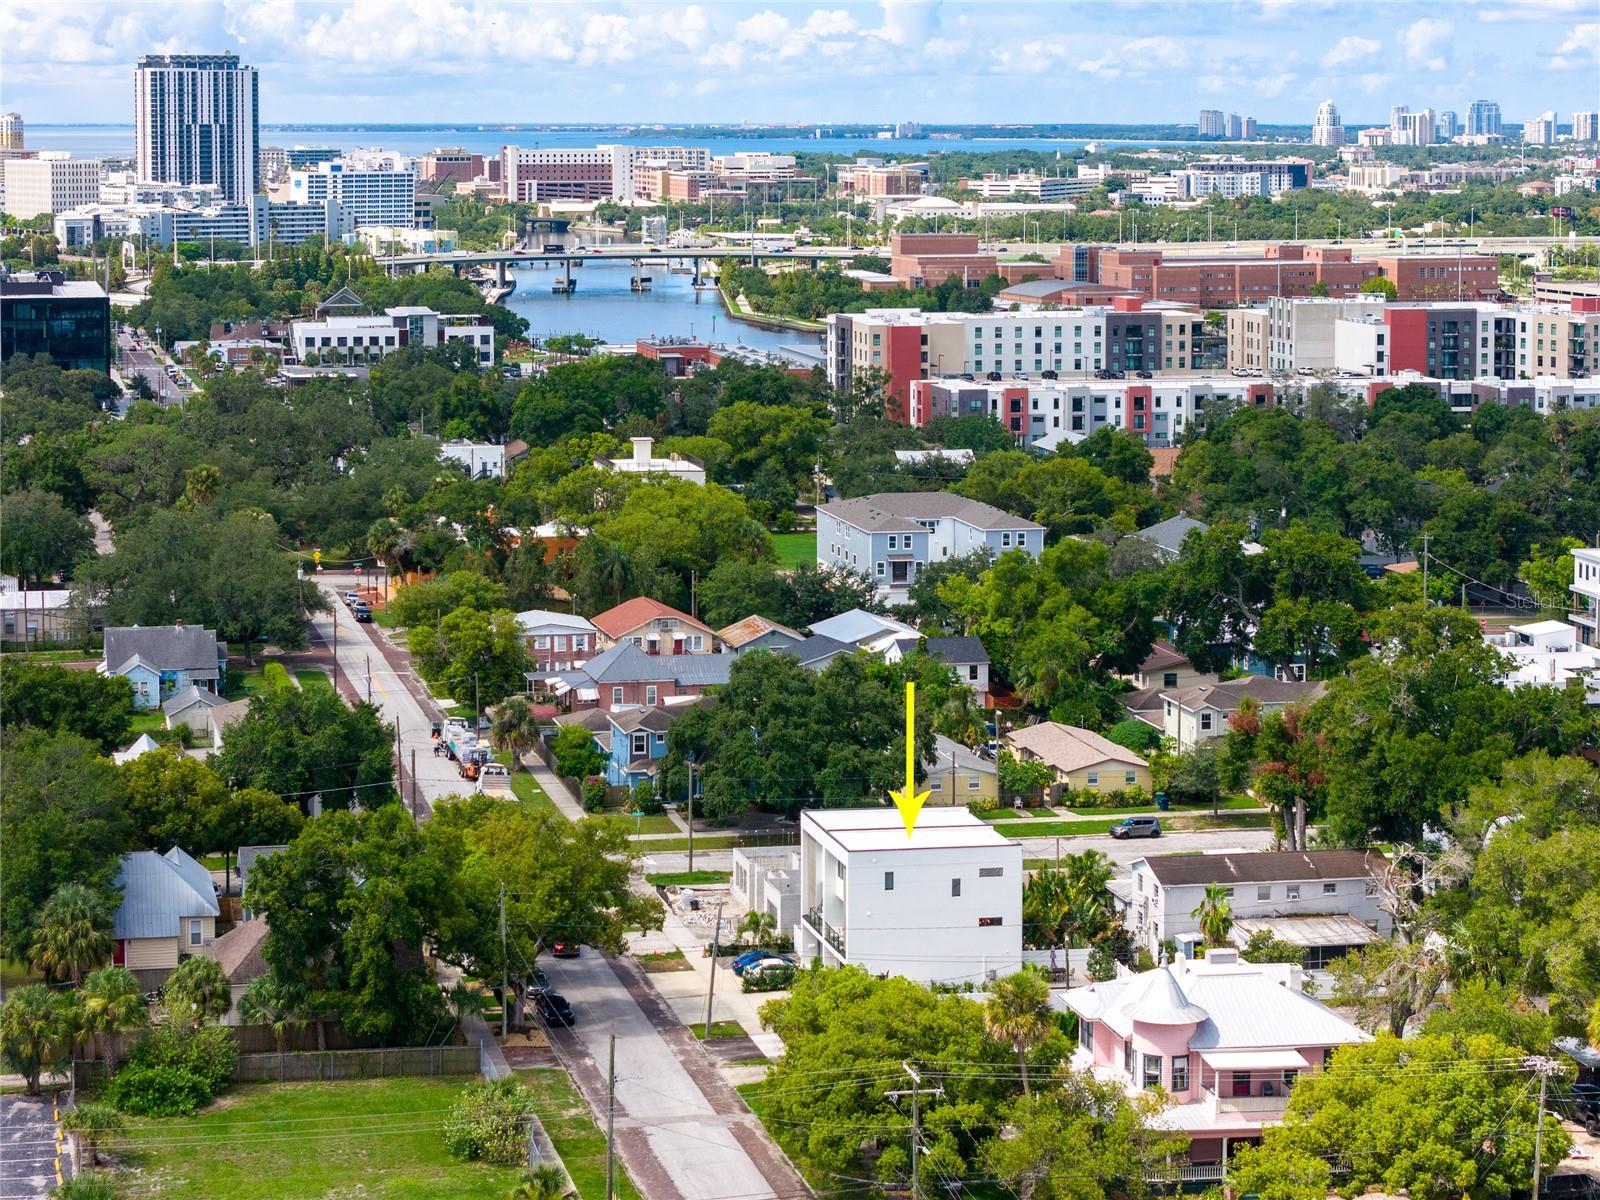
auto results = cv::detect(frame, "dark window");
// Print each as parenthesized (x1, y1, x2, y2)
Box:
(951, 878, 961, 897)
(884, 871, 894, 891)
(977, 916, 1003, 927)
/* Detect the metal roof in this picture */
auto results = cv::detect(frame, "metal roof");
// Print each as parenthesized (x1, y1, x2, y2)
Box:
(807, 608, 919, 646)
(578, 643, 733, 687)
(1139, 850, 1384, 887)
(113, 847, 219, 940)
(1134, 515, 1208, 555)
(1232, 914, 1381, 949)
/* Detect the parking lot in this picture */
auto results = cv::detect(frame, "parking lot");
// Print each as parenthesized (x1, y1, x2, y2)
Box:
(0, 1094, 65, 1200)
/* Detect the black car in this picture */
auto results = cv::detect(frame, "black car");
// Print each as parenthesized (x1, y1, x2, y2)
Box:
(353, 608, 373, 623)
(531, 990, 575, 1027)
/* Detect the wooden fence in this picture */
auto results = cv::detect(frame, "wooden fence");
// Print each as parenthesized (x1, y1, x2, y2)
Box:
(232, 1045, 480, 1082)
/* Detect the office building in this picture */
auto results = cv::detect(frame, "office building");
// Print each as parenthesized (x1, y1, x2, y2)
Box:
(1178, 158, 1312, 198)
(499, 146, 613, 203)
(1241, 117, 1258, 141)
(1225, 113, 1243, 140)
(0, 112, 22, 151)
(1, 155, 101, 218)
(1198, 109, 1226, 138)
(1437, 110, 1459, 141)
(0, 270, 110, 373)
(957, 171, 1091, 201)
(836, 158, 930, 196)
(794, 808, 1022, 985)
(289, 160, 415, 228)
(291, 305, 494, 365)
(1466, 99, 1502, 137)
(56, 194, 350, 250)
(134, 53, 259, 204)
(1393, 108, 1436, 146)
(1311, 100, 1344, 147)
(1573, 112, 1599, 143)
(260, 145, 339, 183)
(602, 144, 711, 202)
(1524, 112, 1558, 146)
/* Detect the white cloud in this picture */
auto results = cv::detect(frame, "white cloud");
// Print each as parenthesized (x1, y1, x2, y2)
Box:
(1321, 35, 1380, 68)
(1549, 22, 1599, 70)
(1081, 35, 1188, 78)
(1480, 0, 1588, 22)
(1255, 73, 1296, 98)
(1400, 17, 1452, 70)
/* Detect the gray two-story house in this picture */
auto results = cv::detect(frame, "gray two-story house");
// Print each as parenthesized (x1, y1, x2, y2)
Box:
(817, 493, 1044, 604)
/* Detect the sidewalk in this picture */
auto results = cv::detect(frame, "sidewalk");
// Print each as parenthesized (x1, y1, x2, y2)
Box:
(518, 753, 586, 822)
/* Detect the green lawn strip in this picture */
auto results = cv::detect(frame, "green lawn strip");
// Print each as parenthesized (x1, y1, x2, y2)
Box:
(637, 835, 790, 852)
(693, 1020, 748, 1040)
(513, 1069, 642, 1200)
(993, 819, 1125, 838)
(974, 807, 1054, 821)
(294, 669, 334, 693)
(128, 711, 167, 735)
(497, 751, 564, 820)
(645, 870, 731, 886)
(603, 809, 678, 835)
(0, 648, 96, 663)
(114, 1077, 523, 1200)
(635, 949, 691, 973)
(769, 531, 816, 569)
(998, 812, 1272, 838)
(1064, 796, 1260, 816)
(221, 666, 266, 700)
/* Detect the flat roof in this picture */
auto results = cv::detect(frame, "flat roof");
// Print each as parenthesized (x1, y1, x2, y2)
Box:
(802, 806, 1017, 853)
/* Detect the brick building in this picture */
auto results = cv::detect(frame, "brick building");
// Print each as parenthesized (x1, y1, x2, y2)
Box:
(888, 233, 1000, 288)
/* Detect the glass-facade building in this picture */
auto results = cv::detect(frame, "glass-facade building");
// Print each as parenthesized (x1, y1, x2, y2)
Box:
(0, 272, 111, 373)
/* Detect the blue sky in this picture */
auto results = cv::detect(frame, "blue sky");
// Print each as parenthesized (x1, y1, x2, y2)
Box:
(2, 0, 1596, 127)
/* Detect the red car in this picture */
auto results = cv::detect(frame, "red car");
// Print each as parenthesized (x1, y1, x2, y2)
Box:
(550, 941, 581, 958)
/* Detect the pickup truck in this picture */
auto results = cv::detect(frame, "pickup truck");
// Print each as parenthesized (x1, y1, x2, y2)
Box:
(476, 763, 512, 796)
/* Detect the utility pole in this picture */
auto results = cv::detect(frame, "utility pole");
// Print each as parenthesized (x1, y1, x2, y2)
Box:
(500, 882, 510, 1037)
(1421, 533, 1430, 604)
(702, 897, 725, 1036)
(885, 1062, 943, 1200)
(410, 747, 418, 820)
(1529, 1055, 1560, 1200)
(605, 1034, 617, 1200)
(686, 753, 697, 873)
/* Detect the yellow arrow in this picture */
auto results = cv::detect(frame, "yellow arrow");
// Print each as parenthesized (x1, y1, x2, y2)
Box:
(889, 681, 930, 837)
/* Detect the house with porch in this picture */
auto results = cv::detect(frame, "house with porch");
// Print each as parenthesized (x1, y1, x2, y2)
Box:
(1159, 676, 1326, 751)
(591, 596, 725, 655)
(1005, 722, 1151, 795)
(517, 609, 601, 674)
(102, 624, 228, 709)
(1112, 850, 1391, 963)
(602, 701, 708, 788)
(556, 642, 733, 712)
(112, 846, 221, 989)
(1059, 948, 1370, 1180)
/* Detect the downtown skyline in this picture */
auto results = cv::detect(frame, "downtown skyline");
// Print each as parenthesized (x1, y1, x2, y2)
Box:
(2, 0, 1597, 128)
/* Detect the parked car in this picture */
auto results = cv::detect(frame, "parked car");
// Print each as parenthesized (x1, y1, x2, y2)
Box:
(342, 591, 360, 605)
(1109, 816, 1162, 839)
(353, 608, 373, 624)
(731, 949, 794, 976)
(530, 990, 575, 1027)
(550, 941, 581, 958)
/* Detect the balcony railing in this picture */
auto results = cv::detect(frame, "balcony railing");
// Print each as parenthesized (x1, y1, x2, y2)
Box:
(804, 907, 846, 957)
(1202, 1085, 1289, 1116)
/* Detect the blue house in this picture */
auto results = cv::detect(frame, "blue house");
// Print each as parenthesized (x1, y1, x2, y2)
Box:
(101, 625, 228, 709)
(603, 701, 715, 789)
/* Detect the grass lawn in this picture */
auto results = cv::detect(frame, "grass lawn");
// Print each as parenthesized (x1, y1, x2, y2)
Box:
(1064, 796, 1261, 816)
(997, 812, 1273, 839)
(514, 1069, 641, 1200)
(113, 1077, 524, 1200)
(294, 668, 333, 694)
(498, 752, 564, 820)
(128, 711, 167, 735)
(693, 1020, 748, 1040)
(645, 870, 731, 887)
(0, 648, 96, 663)
(1, 956, 41, 989)
(974, 806, 1055, 821)
(635, 949, 692, 973)
(638, 835, 785, 853)
(605, 809, 679, 835)
(993, 818, 1124, 838)
(220, 665, 266, 700)
(770, 531, 816, 570)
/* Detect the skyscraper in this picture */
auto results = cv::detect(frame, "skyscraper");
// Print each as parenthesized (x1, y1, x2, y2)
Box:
(1311, 100, 1344, 147)
(1523, 111, 1557, 146)
(1225, 113, 1243, 140)
(1437, 111, 1459, 141)
(0, 113, 23, 151)
(1198, 109, 1226, 138)
(1573, 112, 1599, 143)
(1466, 99, 1501, 137)
(135, 53, 259, 204)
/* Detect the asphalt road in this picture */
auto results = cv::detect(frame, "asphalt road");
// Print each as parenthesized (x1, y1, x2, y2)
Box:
(309, 575, 467, 816)
(114, 329, 188, 407)
(0, 1094, 65, 1200)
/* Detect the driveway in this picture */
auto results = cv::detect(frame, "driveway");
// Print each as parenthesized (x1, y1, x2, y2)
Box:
(0, 1094, 65, 1199)
(540, 949, 805, 1200)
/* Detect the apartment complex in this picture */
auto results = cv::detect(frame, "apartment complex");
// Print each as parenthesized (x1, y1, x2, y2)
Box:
(835, 159, 930, 196)
(55, 193, 349, 250)
(825, 300, 1208, 419)
(959, 172, 1091, 201)
(288, 160, 416, 228)
(1, 155, 101, 218)
(0, 112, 22, 151)
(1178, 158, 1311, 198)
(1466, 99, 1502, 137)
(1311, 100, 1344, 147)
(135, 53, 259, 204)
(818, 493, 1042, 602)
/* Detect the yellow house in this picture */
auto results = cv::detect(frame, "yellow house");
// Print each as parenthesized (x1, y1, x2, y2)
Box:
(112, 846, 220, 990)
(1005, 722, 1151, 794)
(926, 734, 998, 806)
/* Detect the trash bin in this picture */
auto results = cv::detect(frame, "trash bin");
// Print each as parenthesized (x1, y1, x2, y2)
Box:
(1155, 792, 1170, 812)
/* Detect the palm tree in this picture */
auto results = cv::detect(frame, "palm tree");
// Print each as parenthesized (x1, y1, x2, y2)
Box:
(982, 967, 1052, 1097)
(938, 686, 985, 748)
(61, 1102, 125, 1167)
(184, 464, 222, 507)
(0, 984, 73, 1095)
(163, 955, 231, 1029)
(736, 910, 777, 949)
(444, 981, 492, 1039)
(79, 966, 148, 1076)
(491, 696, 543, 778)
(1191, 882, 1234, 948)
(511, 1163, 571, 1200)
(238, 976, 310, 1080)
(28, 884, 115, 985)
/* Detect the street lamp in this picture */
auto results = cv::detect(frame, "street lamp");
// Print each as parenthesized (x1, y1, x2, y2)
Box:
(683, 750, 697, 874)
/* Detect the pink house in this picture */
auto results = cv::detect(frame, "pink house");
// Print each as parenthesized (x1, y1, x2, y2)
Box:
(1059, 948, 1369, 1180)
